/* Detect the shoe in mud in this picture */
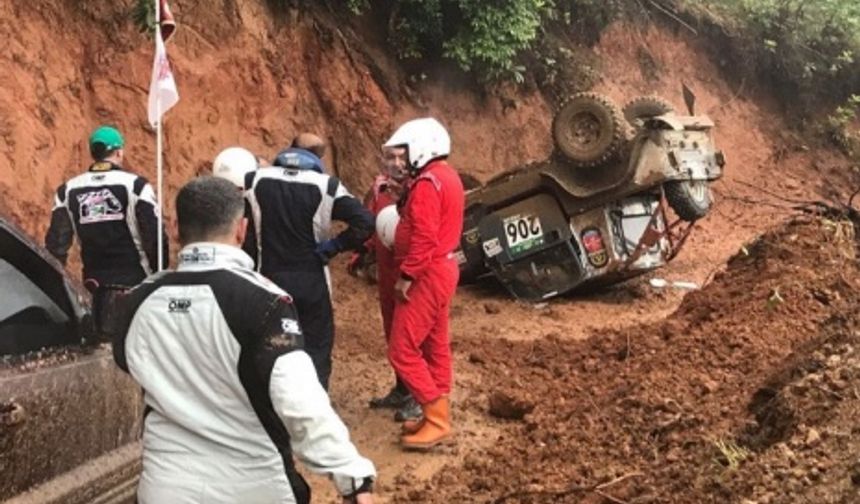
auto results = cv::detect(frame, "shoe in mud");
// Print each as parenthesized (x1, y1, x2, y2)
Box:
(369, 385, 410, 409)
(394, 397, 422, 422)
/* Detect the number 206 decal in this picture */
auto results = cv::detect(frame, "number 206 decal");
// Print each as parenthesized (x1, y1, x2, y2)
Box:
(503, 215, 545, 255)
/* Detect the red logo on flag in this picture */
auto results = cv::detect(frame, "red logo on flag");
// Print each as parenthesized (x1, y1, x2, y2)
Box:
(160, 0, 176, 43)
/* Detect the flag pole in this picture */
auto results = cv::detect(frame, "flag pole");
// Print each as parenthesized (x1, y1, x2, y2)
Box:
(155, 0, 164, 272)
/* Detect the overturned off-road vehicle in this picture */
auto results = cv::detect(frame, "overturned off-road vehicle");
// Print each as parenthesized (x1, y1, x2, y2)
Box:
(456, 90, 725, 300)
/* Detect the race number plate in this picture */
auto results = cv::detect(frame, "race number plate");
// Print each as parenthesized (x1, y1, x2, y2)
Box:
(503, 214, 544, 255)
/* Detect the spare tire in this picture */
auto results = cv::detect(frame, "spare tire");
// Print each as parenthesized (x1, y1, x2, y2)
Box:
(665, 180, 712, 221)
(553, 92, 625, 168)
(623, 95, 674, 126)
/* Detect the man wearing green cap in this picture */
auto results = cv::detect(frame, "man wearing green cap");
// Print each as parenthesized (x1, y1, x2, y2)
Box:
(46, 125, 168, 336)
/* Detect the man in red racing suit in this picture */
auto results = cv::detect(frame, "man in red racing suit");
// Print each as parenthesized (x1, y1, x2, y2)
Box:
(352, 147, 422, 421)
(384, 118, 464, 450)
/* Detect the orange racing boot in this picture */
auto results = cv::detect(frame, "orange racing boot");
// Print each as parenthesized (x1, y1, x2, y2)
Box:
(401, 396, 452, 450)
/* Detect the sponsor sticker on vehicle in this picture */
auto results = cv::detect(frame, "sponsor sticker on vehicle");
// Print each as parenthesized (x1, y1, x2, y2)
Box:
(482, 237, 503, 258)
(581, 227, 608, 268)
(503, 214, 544, 255)
(453, 249, 468, 265)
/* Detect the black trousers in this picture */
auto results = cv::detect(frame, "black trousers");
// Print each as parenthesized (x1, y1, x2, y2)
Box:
(85, 281, 135, 343)
(269, 270, 334, 390)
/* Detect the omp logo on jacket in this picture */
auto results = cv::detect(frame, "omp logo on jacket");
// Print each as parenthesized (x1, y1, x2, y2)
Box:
(168, 298, 192, 313)
(77, 188, 124, 224)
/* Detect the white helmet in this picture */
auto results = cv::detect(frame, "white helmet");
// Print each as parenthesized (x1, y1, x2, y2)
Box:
(376, 204, 400, 249)
(213, 147, 258, 188)
(383, 117, 450, 172)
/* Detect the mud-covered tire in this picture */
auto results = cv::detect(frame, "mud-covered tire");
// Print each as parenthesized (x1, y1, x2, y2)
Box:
(623, 95, 674, 127)
(665, 180, 712, 221)
(553, 92, 625, 167)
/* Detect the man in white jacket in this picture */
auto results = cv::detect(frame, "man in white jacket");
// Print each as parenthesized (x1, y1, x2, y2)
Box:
(112, 176, 375, 504)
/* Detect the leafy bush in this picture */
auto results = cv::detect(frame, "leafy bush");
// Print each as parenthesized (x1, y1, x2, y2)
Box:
(346, 0, 638, 83)
(443, 0, 549, 82)
(826, 94, 860, 156)
(349, 0, 554, 82)
(132, 0, 156, 34)
(681, 0, 860, 110)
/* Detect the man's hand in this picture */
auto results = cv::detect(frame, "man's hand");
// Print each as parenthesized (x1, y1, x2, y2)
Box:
(395, 277, 412, 302)
(342, 493, 373, 504)
(315, 239, 342, 264)
(346, 251, 365, 277)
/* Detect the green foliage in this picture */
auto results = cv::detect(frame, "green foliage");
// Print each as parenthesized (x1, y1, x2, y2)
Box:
(826, 94, 860, 156)
(443, 0, 549, 82)
(346, 0, 368, 15)
(346, 0, 556, 82)
(828, 94, 860, 129)
(687, 0, 860, 107)
(388, 0, 445, 61)
(132, 0, 156, 35)
(344, 0, 635, 82)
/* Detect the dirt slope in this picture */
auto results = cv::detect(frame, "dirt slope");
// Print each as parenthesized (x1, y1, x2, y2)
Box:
(3, 1, 860, 503)
(402, 217, 860, 503)
(0, 0, 551, 247)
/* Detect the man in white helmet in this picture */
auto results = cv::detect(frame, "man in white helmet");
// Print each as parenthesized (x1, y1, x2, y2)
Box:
(383, 118, 464, 450)
(349, 146, 423, 422)
(212, 147, 259, 189)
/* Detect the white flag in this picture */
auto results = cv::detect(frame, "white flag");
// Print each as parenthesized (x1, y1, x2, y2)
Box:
(147, 34, 179, 128)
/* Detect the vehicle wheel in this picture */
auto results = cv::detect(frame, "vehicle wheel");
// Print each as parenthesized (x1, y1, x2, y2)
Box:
(623, 95, 674, 127)
(553, 92, 625, 168)
(665, 180, 712, 221)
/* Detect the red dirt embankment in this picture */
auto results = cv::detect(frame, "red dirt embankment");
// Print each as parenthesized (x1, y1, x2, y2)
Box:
(3, 1, 860, 502)
(409, 217, 859, 503)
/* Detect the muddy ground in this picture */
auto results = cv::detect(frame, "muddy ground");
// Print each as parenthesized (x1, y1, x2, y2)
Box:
(4, 1, 860, 502)
(319, 216, 860, 504)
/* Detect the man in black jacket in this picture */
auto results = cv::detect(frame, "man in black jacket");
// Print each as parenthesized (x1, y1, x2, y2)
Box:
(45, 125, 167, 335)
(243, 138, 373, 389)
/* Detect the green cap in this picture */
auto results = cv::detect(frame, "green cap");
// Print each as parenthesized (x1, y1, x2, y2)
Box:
(89, 126, 124, 150)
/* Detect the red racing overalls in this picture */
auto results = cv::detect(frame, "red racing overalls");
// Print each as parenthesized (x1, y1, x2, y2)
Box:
(368, 175, 399, 339)
(388, 159, 464, 405)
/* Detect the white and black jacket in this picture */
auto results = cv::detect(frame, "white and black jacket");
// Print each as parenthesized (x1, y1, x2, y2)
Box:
(113, 243, 375, 503)
(243, 167, 373, 274)
(45, 162, 168, 285)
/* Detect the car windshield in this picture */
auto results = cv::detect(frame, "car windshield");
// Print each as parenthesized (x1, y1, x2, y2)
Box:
(0, 258, 69, 325)
(0, 216, 86, 355)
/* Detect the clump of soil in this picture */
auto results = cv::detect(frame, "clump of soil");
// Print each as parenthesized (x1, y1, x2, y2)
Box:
(488, 389, 535, 420)
(402, 217, 860, 503)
